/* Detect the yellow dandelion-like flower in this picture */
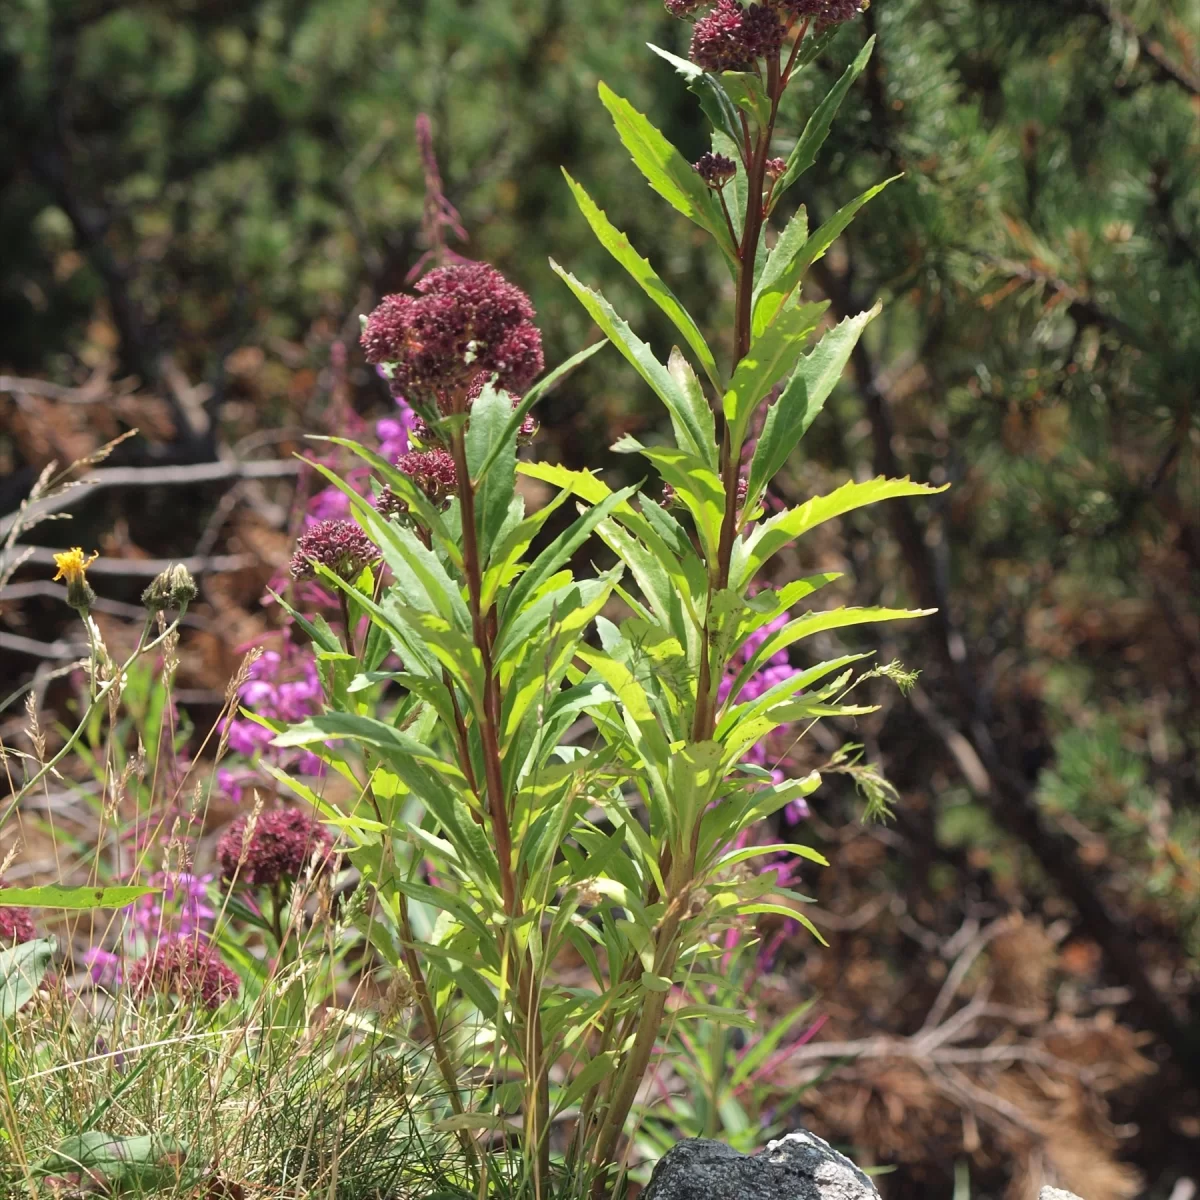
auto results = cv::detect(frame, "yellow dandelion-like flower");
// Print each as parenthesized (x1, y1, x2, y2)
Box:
(52, 547, 98, 584)
(52, 547, 98, 613)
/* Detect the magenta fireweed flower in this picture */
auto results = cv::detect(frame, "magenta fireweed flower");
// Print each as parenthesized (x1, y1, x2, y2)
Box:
(289, 519, 378, 582)
(690, 1, 783, 73)
(132, 872, 214, 941)
(221, 648, 325, 781)
(361, 263, 544, 408)
(0, 891, 35, 945)
(720, 612, 810, 820)
(218, 808, 335, 889)
(693, 152, 737, 189)
(83, 947, 122, 987)
(131, 940, 240, 1010)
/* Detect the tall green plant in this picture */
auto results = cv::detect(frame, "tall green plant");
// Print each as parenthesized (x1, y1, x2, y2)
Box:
(268, 4, 944, 1196)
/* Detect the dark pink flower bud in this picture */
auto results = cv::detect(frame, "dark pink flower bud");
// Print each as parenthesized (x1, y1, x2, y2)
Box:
(289, 519, 378, 581)
(218, 807, 335, 889)
(693, 152, 738, 189)
(665, 0, 702, 15)
(690, 0, 782, 73)
(765, 157, 787, 180)
(389, 448, 459, 511)
(130, 940, 240, 1010)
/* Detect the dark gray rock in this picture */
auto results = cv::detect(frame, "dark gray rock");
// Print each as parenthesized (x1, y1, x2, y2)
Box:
(642, 1130, 880, 1200)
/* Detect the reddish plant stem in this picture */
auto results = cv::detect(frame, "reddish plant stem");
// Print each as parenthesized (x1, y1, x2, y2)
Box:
(591, 44, 796, 1195)
(449, 426, 550, 1195)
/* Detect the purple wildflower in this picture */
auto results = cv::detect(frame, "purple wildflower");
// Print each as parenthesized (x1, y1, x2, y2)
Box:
(289, 519, 378, 582)
(0, 890, 35, 945)
(693, 152, 738, 189)
(132, 872, 214, 941)
(360, 263, 544, 408)
(222, 648, 325, 778)
(690, 1, 783, 73)
(131, 940, 240, 1010)
(218, 808, 335, 889)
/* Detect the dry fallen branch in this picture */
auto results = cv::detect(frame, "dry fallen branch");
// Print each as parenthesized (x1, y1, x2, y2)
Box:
(0, 458, 299, 542)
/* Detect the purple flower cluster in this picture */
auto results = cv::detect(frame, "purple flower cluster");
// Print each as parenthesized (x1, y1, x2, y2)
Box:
(689, 1, 783, 73)
(130, 939, 240, 1010)
(669, 0, 865, 74)
(693, 152, 738, 189)
(289, 519, 378, 582)
(383, 447, 459, 515)
(222, 647, 325, 784)
(218, 808, 335, 889)
(361, 263, 544, 409)
(0, 888, 35, 945)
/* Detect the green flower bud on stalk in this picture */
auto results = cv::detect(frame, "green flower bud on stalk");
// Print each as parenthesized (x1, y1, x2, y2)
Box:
(142, 562, 198, 615)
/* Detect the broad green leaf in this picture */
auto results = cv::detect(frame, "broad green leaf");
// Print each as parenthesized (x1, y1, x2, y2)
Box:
(564, 171, 722, 395)
(1, 937, 55, 1018)
(756, 204, 808, 302)
(646, 43, 742, 146)
(597, 82, 737, 261)
(464, 382, 517, 559)
(500, 483, 639, 627)
(39, 1132, 194, 1191)
(671, 1004, 758, 1029)
(723, 301, 828, 449)
(752, 176, 899, 337)
(551, 260, 715, 463)
(0, 885, 155, 909)
(746, 303, 881, 507)
(771, 36, 876, 210)
(734, 476, 948, 586)
(612, 436, 725, 560)
(720, 70, 770, 125)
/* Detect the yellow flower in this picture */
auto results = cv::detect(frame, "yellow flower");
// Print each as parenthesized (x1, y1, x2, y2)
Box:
(52, 547, 98, 584)
(52, 547, 98, 613)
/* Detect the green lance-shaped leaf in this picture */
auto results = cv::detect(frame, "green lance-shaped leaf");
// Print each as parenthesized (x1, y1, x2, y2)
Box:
(0, 885, 156, 909)
(646, 43, 742, 147)
(1, 937, 55, 1018)
(733, 475, 949, 587)
(723, 300, 828, 451)
(563, 171, 722, 396)
(755, 204, 808, 307)
(720, 70, 771, 125)
(746, 302, 881, 509)
(597, 81, 738, 263)
(770, 36, 876, 211)
(551, 259, 717, 466)
(464, 382, 517, 561)
(752, 176, 899, 337)
(613, 434, 725, 562)
(472, 341, 608, 490)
